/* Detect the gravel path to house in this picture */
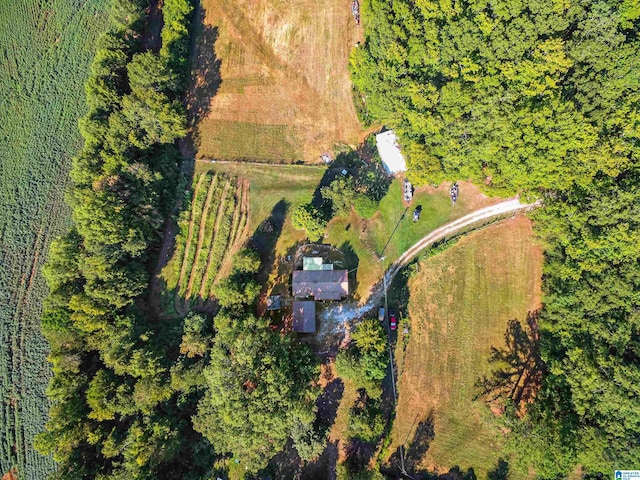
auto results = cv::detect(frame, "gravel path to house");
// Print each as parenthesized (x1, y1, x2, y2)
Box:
(318, 198, 538, 331)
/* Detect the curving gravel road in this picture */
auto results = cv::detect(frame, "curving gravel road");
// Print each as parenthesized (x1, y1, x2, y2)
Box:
(318, 197, 537, 326)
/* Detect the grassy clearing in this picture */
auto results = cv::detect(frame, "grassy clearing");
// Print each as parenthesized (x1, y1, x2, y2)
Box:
(161, 172, 248, 310)
(0, 1, 108, 477)
(197, 162, 326, 250)
(325, 180, 500, 299)
(190, 0, 366, 162)
(388, 216, 542, 477)
(200, 162, 501, 300)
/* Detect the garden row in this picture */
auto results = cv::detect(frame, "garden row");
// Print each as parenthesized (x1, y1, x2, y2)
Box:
(168, 172, 249, 303)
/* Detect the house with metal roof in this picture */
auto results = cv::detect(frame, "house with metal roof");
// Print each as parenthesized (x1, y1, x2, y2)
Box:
(292, 269, 349, 301)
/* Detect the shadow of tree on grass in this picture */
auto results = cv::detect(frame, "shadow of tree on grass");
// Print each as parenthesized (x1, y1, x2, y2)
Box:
(475, 311, 545, 411)
(182, 4, 222, 157)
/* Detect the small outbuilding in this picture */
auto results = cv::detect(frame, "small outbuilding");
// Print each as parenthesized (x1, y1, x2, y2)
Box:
(292, 301, 316, 333)
(303, 257, 333, 271)
(266, 295, 282, 310)
(376, 130, 407, 175)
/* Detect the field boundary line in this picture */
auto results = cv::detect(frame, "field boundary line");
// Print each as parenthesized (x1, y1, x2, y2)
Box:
(194, 158, 327, 168)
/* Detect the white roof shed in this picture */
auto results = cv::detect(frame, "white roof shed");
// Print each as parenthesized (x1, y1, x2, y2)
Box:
(376, 130, 407, 175)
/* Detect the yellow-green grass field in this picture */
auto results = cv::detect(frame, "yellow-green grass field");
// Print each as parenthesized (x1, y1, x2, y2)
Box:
(388, 216, 542, 477)
(188, 0, 366, 162)
(0, 1, 109, 478)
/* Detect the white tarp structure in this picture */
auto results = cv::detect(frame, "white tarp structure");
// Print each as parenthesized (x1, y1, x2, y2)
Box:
(376, 130, 407, 174)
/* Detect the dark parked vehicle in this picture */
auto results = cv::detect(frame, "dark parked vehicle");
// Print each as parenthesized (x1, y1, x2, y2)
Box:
(389, 308, 397, 330)
(412, 206, 422, 222)
(450, 182, 459, 204)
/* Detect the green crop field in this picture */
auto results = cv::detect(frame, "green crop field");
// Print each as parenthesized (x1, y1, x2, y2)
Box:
(0, 1, 109, 477)
(160, 172, 250, 314)
(387, 216, 542, 477)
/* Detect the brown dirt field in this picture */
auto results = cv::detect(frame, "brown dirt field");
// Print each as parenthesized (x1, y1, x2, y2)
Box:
(190, 0, 366, 162)
(387, 215, 542, 477)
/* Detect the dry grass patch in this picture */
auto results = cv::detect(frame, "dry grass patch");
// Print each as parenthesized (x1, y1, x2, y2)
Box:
(190, 0, 366, 162)
(388, 216, 542, 477)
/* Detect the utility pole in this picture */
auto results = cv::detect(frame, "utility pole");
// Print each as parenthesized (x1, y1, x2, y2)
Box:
(377, 206, 410, 478)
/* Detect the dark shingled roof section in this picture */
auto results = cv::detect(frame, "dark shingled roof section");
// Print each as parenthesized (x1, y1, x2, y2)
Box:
(292, 270, 348, 299)
(292, 301, 316, 333)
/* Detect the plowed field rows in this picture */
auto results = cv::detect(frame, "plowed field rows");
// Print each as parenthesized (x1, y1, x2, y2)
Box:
(162, 172, 249, 311)
(0, 1, 109, 478)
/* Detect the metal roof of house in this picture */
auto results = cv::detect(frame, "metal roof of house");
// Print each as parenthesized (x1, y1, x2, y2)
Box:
(292, 301, 316, 333)
(292, 270, 348, 300)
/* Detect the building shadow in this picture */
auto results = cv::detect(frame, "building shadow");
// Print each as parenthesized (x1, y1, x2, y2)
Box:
(182, 4, 222, 157)
(337, 241, 359, 302)
(475, 311, 545, 411)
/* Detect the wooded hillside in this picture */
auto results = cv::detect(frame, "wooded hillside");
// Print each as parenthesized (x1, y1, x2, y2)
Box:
(352, 0, 640, 475)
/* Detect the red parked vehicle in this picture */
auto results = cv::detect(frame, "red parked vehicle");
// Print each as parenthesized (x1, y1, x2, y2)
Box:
(389, 308, 397, 331)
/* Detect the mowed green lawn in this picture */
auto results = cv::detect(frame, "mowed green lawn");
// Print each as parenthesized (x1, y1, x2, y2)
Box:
(389, 216, 542, 477)
(325, 179, 499, 299)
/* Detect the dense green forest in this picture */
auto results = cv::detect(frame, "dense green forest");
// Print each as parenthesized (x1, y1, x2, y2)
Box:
(35, 0, 320, 478)
(352, 0, 640, 475)
(0, 1, 109, 478)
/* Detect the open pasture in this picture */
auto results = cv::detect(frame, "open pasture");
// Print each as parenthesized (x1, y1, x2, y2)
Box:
(387, 216, 542, 477)
(189, 0, 366, 162)
(0, 1, 108, 478)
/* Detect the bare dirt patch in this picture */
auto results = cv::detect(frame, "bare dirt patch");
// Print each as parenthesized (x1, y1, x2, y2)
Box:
(190, 0, 367, 162)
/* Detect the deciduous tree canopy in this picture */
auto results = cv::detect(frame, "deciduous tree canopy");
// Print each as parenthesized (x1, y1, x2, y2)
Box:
(352, 0, 640, 475)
